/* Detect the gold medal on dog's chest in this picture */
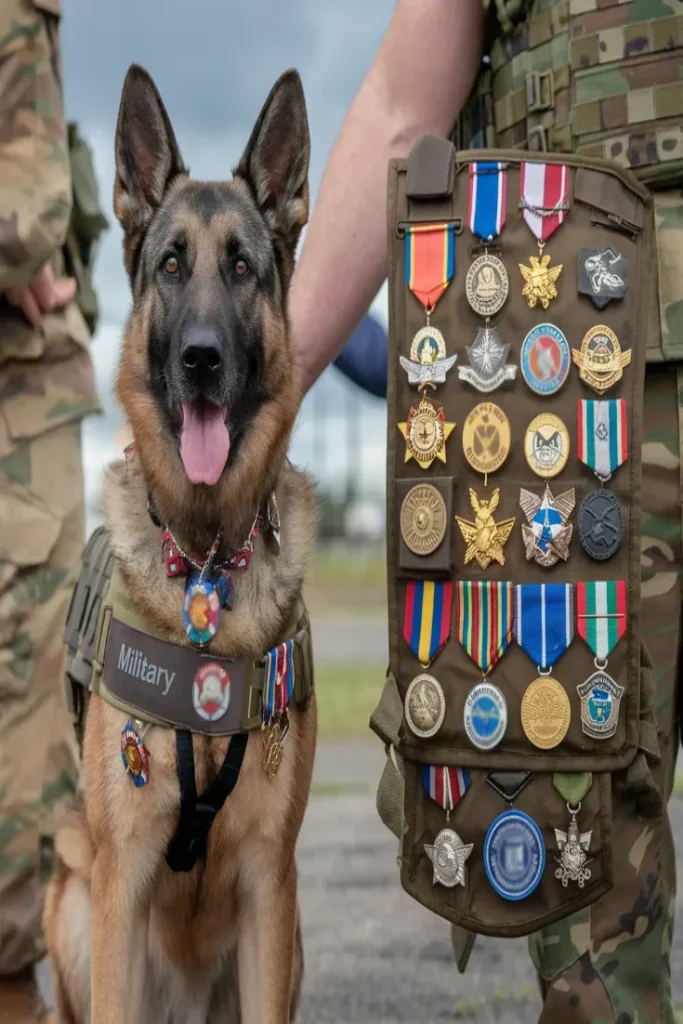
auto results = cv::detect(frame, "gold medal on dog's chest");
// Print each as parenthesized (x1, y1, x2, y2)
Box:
(521, 677, 570, 750)
(400, 484, 447, 555)
(398, 395, 455, 469)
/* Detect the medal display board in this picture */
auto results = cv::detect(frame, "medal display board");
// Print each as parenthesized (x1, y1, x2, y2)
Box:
(385, 140, 655, 935)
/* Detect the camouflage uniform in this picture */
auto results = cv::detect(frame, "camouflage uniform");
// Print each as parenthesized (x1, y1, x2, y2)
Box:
(450, 4, 683, 1019)
(0, 0, 102, 977)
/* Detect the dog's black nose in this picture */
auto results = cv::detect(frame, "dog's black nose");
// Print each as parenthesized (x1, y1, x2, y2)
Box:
(181, 326, 223, 380)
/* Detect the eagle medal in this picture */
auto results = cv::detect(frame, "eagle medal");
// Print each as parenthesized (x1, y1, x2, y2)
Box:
(519, 252, 563, 309)
(455, 487, 515, 570)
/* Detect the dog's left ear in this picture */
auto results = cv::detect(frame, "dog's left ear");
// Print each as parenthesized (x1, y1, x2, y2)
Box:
(235, 69, 310, 249)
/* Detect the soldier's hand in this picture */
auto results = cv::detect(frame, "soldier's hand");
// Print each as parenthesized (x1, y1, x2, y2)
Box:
(6, 264, 77, 327)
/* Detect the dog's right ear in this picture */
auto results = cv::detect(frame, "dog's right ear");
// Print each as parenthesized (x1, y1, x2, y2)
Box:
(114, 64, 186, 250)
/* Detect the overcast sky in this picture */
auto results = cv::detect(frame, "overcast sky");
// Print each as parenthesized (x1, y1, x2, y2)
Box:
(60, 0, 394, 524)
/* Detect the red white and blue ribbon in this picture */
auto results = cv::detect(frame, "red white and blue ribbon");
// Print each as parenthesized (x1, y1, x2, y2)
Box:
(514, 583, 574, 670)
(520, 163, 569, 243)
(423, 765, 471, 812)
(263, 639, 295, 723)
(403, 580, 452, 667)
(577, 399, 628, 480)
(468, 162, 507, 243)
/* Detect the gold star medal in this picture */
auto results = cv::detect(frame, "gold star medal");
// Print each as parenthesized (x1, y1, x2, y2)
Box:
(455, 487, 515, 570)
(398, 395, 455, 470)
(461, 401, 510, 486)
(571, 325, 631, 394)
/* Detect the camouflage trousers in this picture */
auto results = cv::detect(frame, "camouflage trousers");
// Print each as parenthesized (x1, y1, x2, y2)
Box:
(518, 363, 681, 1023)
(0, 419, 83, 975)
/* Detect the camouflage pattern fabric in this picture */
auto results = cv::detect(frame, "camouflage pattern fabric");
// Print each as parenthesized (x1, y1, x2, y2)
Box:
(0, 419, 82, 974)
(525, 361, 682, 1022)
(0, 0, 100, 975)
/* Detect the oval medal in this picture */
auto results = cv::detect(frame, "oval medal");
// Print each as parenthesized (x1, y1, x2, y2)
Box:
(521, 676, 570, 750)
(183, 571, 222, 647)
(578, 489, 623, 561)
(120, 719, 149, 787)
(465, 253, 509, 318)
(400, 484, 447, 556)
(462, 402, 511, 481)
(405, 673, 446, 739)
(484, 810, 545, 901)
(524, 413, 570, 478)
(571, 325, 631, 394)
(464, 681, 507, 750)
(521, 324, 570, 396)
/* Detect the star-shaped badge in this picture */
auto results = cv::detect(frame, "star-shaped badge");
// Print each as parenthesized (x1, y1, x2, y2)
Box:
(519, 483, 575, 567)
(398, 395, 455, 470)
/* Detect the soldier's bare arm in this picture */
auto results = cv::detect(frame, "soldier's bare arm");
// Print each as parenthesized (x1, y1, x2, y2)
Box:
(290, 0, 483, 390)
(0, 0, 73, 294)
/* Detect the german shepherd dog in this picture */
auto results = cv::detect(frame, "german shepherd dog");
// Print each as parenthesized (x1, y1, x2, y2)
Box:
(43, 63, 317, 1023)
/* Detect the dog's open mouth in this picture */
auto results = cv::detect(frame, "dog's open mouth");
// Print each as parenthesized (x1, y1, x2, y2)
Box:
(179, 402, 230, 486)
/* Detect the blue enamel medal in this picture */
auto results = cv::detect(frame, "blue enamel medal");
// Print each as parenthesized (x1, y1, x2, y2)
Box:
(484, 809, 545, 901)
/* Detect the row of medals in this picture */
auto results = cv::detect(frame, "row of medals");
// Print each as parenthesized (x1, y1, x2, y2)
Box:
(400, 246, 629, 900)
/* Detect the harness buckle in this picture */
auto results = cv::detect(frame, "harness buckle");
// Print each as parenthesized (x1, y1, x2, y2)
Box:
(526, 70, 554, 114)
(527, 125, 548, 152)
(166, 800, 217, 872)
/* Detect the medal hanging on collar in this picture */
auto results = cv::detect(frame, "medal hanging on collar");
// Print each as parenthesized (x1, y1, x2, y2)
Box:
(519, 162, 568, 309)
(183, 530, 225, 647)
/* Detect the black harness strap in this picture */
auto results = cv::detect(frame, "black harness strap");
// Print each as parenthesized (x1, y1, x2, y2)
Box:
(166, 729, 249, 873)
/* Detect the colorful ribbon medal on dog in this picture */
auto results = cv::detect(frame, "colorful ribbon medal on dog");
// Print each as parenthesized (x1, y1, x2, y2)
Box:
(403, 580, 452, 667)
(423, 765, 471, 820)
(575, 581, 626, 740)
(456, 581, 513, 674)
(261, 640, 296, 778)
(519, 162, 568, 309)
(465, 162, 509, 319)
(120, 719, 149, 787)
(515, 583, 574, 750)
(577, 399, 628, 482)
(400, 223, 457, 391)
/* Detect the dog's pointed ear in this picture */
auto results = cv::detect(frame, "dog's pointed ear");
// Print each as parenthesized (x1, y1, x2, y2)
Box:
(114, 64, 186, 241)
(235, 69, 310, 248)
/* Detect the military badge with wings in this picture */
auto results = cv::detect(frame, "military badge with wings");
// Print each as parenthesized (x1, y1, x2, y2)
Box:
(519, 253, 563, 310)
(455, 487, 515, 570)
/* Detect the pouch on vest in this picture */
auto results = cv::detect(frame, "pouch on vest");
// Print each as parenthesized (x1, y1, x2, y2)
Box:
(64, 123, 109, 334)
(385, 137, 655, 937)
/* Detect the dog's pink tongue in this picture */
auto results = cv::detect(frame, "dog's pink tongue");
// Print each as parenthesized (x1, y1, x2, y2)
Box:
(180, 403, 230, 485)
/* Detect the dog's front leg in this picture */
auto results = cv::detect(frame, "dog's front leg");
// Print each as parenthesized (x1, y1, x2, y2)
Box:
(237, 858, 299, 1024)
(90, 850, 146, 1023)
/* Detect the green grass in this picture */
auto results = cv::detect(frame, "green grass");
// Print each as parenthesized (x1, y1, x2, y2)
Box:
(315, 660, 385, 739)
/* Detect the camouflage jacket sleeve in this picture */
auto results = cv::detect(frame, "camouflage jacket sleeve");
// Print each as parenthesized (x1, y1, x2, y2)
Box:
(0, 0, 71, 292)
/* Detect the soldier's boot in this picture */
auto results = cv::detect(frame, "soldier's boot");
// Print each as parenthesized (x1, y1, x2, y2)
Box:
(0, 968, 53, 1024)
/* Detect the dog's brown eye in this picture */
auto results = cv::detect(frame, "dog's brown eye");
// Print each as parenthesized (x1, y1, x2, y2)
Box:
(234, 258, 249, 277)
(164, 256, 179, 276)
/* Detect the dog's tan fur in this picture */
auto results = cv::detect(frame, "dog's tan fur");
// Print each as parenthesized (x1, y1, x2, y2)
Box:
(44, 64, 317, 1023)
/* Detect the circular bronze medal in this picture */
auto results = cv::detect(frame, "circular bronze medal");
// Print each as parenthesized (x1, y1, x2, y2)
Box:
(465, 254, 509, 318)
(521, 677, 571, 750)
(405, 673, 446, 739)
(400, 484, 447, 555)
(462, 402, 511, 481)
(524, 413, 570, 478)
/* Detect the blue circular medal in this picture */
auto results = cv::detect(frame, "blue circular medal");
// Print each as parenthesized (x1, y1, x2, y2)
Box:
(183, 571, 223, 647)
(484, 809, 545, 901)
(521, 324, 570, 396)
(463, 682, 507, 751)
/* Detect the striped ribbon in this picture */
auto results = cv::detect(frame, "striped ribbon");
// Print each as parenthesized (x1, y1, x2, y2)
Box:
(262, 639, 295, 722)
(468, 161, 507, 242)
(514, 583, 574, 670)
(520, 162, 569, 243)
(423, 765, 471, 812)
(456, 581, 513, 674)
(403, 580, 453, 667)
(404, 223, 456, 310)
(577, 581, 627, 661)
(577, 399, 628, 480)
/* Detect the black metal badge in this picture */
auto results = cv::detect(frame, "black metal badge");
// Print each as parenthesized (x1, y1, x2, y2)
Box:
(578, 489, 623, 561)
(578, 248, 628, 310)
